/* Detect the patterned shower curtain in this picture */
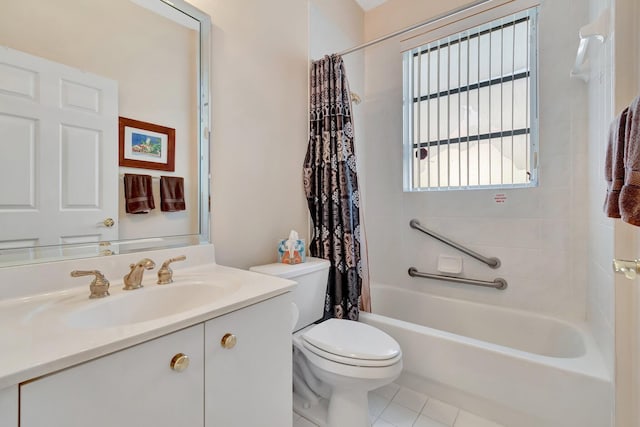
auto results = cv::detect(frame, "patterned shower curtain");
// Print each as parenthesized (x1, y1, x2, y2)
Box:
(303, 54, 371, 321)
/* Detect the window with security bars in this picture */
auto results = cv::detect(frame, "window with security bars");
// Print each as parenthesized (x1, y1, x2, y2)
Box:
(403, 7, 539, 191)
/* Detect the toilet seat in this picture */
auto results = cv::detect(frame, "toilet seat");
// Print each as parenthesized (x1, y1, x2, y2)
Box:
(302, 340, 402, 367)
(301, 319, 401, 367)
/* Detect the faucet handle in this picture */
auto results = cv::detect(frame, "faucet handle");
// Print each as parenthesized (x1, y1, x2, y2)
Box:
(70, 270, 110, 299)
(157, 255, 187, 285)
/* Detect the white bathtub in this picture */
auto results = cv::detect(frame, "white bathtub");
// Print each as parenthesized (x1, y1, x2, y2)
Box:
(359, 284, 612, 427)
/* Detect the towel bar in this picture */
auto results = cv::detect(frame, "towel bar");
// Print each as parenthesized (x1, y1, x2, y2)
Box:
(408, 267, 507, 290)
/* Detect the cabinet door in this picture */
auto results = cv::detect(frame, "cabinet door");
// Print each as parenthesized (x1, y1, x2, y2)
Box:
(0, 385, 18, 427)
(205, 293, 292, 427)
(21, 324, 204, 427)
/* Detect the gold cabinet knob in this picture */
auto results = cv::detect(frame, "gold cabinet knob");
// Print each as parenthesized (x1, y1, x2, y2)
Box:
(220, 333, 237, 349)
(103, 218, 115, 228)
(170, 353, 190, 372)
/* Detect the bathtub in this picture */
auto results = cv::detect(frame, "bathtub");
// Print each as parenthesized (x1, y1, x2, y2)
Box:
(359, 284, 612, 427)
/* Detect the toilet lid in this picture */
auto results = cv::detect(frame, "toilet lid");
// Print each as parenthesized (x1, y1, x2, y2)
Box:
(302, 319, 401, 363)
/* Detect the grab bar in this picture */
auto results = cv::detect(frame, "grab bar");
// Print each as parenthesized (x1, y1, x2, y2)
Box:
(408, 267, 507, 290)
(409, 219, 501, 269)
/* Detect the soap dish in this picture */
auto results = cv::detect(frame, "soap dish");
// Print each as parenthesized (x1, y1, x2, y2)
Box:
(437, 255, 463, 274)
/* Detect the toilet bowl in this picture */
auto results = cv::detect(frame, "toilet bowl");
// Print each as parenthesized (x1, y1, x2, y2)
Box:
(249, 258, 402, 427)
(295, 319, 402, 426)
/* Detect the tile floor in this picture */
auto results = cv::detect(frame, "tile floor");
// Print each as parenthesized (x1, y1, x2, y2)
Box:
(292, 382, 505, 427)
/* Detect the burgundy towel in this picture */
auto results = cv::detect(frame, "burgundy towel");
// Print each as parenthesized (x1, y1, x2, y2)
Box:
(160, 176, 186, 212)
(604, 107, 628, 218)
(124, 173, 155, 214)
(620, 96, 640, 225)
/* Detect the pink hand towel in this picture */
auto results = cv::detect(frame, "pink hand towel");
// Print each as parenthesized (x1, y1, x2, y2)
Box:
(603, 107, 628, 218)
(620, 96, 640, 225)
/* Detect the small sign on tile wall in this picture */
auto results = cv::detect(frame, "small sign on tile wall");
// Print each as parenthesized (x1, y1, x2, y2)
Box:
(494, 193, 507, 204)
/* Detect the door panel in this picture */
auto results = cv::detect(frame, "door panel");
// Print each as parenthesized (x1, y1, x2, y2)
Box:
(0, 47, 118, 251)
(0, 114, 36, 208)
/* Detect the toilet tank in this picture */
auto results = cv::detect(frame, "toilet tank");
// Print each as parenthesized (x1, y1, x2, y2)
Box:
(250, 257, 330, 332)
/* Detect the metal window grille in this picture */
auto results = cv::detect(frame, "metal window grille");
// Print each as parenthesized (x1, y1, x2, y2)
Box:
(403, 7, 539, 191)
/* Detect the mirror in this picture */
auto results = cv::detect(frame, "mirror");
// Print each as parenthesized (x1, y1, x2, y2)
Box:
(0, 0, 211, 267)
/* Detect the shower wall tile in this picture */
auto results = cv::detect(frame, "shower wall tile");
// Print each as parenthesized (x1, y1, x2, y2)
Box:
(583, 0, 615, 376)
(410, 217, 542, 249)
(536, 189, 573, 219)
(540, 220, 571, 252)
(404, 190, 542, 220)
(359, 0, 597, 321)
(540, 154, 572, 190)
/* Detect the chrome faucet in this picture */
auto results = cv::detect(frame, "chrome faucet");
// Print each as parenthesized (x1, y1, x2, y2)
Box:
(123, 258, 156, 290)
(157, 255, 187, 285)
(70, 270, 110, 299)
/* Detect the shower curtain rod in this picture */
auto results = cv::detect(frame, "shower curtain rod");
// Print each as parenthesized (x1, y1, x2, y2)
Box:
(337, 0, 494, 57)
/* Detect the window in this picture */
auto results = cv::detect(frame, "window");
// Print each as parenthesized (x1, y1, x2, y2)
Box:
(403, 6, 539, 191)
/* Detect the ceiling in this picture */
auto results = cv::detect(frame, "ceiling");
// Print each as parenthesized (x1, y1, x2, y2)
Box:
(354, 0, 387, 11)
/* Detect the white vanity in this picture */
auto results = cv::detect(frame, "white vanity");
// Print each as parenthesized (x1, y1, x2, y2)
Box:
(0, 245, 295, 427)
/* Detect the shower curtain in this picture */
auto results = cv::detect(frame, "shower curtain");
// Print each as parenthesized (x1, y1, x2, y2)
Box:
(303, 54, 371, 321)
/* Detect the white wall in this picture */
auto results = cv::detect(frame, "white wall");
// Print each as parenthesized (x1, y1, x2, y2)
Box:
(586, 0, 615, 383)
(188, 0, 310, 268)
(359, 0, 591, 320)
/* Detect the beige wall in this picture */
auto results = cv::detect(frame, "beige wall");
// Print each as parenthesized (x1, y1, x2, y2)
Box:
(365, 0, 472, 39)
(189, 0, 309, 268)
(0, 0, 199, 242)
(310, 0, 366, 200)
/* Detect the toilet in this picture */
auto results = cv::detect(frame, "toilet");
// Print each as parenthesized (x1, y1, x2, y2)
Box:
(250, 257, 402, 427)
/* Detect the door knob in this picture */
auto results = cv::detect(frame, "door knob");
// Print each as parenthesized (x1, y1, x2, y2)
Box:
(613, 259, 640, 280)
(103, 218, 115, 228)
(170, 353, 190, 372)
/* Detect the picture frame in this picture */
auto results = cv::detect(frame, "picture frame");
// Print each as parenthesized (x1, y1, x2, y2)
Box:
(119, 117, 175, 171)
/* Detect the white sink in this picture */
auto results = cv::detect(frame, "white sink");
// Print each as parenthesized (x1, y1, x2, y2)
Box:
(65, 282, 240, 328)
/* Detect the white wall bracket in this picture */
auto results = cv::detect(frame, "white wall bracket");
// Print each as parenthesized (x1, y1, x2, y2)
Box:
(570, 8, 610, 82)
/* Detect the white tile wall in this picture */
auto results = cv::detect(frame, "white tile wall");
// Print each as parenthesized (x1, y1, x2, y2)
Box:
(360, 0, 593, 321)
(585, 0, 615, 375)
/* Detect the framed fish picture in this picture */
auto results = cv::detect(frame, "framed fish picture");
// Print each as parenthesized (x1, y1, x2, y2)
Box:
(119, 117, 175, 171)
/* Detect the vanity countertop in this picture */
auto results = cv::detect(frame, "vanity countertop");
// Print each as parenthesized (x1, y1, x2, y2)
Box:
(0, 262, 295, 389)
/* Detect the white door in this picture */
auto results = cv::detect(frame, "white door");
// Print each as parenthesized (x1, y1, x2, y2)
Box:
(614, 223, 640, 427)
(612, 0, 640, 425)
(0, 47, 118, 256)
